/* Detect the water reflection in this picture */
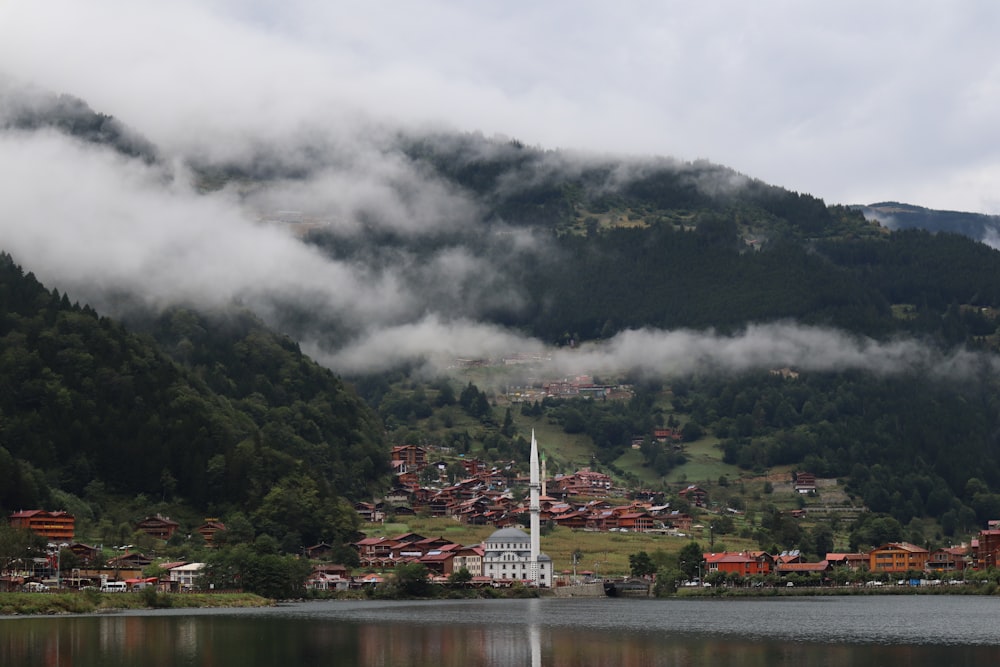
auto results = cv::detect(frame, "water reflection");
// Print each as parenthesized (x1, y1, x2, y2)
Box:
(3, 598, 1000, 666)
(529, 598, 541, 667)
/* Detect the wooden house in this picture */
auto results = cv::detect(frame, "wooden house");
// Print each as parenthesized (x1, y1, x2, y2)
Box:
(9, 510, 75, 541)
(135, 514, 180, 541)
(868, 542, 930, 573)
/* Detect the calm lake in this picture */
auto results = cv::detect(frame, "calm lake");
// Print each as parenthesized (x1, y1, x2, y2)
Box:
(2, 596, 999, 666)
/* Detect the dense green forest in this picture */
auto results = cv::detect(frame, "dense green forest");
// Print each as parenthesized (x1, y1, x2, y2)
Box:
(0, 253, 386, 549)
(481, 367, 1000, 543)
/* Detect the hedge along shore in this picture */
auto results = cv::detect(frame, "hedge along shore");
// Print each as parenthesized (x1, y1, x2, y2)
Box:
(669, 582, 999, 598)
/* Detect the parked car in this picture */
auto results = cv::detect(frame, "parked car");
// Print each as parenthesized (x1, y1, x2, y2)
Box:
(101, 581, 128, 593)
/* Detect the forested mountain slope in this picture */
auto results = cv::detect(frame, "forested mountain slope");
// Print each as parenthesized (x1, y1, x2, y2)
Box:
(297, 134, 1000, 349)
(0, 253, 386, 546)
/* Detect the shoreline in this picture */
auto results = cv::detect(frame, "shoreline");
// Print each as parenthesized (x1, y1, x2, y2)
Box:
(4, 582, 996, 615)
(0, 591, 273, 616)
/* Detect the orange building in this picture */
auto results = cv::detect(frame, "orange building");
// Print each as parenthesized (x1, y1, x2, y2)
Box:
(868, 542, 929, 573)
(704, 551, 774, 576)
(9, 510, 75, 541)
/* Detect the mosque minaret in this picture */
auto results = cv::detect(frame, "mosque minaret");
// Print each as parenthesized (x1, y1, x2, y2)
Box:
(480, 430, 552, 586)
(529, 429, 541, 584)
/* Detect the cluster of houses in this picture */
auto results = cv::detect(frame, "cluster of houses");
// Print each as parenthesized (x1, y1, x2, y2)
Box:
(705, 521, 1000, 581)
(2, 510, 224, 592)
(380, 445, 701, 532)
(350, 532, 483, 585)
(502, 374, 634, 404)
(1, 549, 206, 593)
(8, 510, 227, 548)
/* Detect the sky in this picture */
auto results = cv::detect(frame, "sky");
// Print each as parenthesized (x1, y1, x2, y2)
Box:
(3, 0, 1000, 213)
(2, 0, 999, 380)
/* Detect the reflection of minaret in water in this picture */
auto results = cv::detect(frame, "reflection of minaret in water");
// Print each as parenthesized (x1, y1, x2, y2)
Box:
(529, 430, 540, 585)
(528, 598, 541, 667)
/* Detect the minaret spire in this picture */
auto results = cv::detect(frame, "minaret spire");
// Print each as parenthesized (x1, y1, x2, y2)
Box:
(541, 452, 547, 498)
(529, 429, 541, 584)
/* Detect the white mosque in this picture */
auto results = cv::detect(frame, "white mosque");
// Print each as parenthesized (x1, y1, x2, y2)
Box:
(481, 430, 553, 587)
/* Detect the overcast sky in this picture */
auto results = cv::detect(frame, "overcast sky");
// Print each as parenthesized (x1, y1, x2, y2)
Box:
(3, 0, 1000, 214)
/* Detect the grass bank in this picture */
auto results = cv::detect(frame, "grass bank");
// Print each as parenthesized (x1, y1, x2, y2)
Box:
(0, 591, 273, 616)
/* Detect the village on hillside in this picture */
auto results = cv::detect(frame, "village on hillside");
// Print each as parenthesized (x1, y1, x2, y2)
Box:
(347, 445, 1000, 590)
(7, 433, 1000, 595)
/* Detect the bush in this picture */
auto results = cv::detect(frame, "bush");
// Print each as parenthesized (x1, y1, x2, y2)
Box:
(140, 586, 173, 609)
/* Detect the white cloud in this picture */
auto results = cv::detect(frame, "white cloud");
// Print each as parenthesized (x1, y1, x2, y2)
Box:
(3, 1, 1000, 383)
(3, 1, 1000, 213)
(552, 324, 993, 380)
(307, 315, 544, 375)
(312, 317, 997, 382)
(1, 129, 992, 381)
(0, 131, 413, 323)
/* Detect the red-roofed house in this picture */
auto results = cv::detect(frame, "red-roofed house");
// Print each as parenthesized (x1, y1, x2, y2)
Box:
(825, 553, 867, 570)
(419, 550, 457, 576)
(354, 536, 400, 568)
(653, 428, 682, 443)
(927, 546, 968, 572)
(678, 485, 708, 507)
